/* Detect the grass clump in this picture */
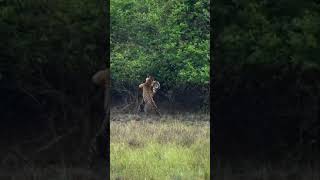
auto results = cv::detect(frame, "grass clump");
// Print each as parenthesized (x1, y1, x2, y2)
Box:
(110, 114, 210, 180)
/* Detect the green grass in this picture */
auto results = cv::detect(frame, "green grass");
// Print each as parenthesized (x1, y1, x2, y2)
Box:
(110, 114, 210, 180)
(213, 158, 320, 180)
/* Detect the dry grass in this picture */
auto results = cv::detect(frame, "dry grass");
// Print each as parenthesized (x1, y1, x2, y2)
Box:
(110, 113, 210, 180)
(0, 166, 106, 180)
(214, 158, 320, 180)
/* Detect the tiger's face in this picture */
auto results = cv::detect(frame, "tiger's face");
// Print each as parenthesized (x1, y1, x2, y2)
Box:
(152, 81, 160, 93)
(92, 69, 109, 87)
(145, 76, 154, 85)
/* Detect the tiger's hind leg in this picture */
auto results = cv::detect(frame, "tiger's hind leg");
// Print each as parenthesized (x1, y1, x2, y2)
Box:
(154, 108, 161, 118)
(144, 103, 161, 120)
(136, 99, 145, 115)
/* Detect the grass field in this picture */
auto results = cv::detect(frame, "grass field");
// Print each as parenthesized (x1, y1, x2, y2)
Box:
(110, 113, 210, 180)
(213, 158, 320, 180)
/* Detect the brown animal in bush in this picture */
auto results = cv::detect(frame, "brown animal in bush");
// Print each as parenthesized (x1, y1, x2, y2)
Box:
(90, 68, 110, 160)
(138, 75, 161, 116)
(92, 69, 109, 110)
(92, 69, 109, 87)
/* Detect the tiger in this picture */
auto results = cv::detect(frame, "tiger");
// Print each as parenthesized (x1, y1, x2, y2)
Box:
(92, 69, 109, 87)
(92, 69, 109, 110)
(138, 75, 161, 116)
(89, 68, 110, 161)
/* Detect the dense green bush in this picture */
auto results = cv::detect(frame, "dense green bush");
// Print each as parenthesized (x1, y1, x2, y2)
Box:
(214, 0, 320, 154)
(0, 0, 107, 161)
(110, 0, 210, 89)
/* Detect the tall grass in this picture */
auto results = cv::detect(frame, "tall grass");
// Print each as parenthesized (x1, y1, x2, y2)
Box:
(213, 158, 320, 180)
(110, 114, 210, 180)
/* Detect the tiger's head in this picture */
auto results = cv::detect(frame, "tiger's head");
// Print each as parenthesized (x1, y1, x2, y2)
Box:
(146, 75, 160, 93)
(145, 75, 154, 85)
(92, 69, 109, 87)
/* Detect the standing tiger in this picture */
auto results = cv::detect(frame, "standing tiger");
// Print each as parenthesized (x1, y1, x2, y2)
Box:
(90, 68, 110, 161)
(138, 75, 161, 116)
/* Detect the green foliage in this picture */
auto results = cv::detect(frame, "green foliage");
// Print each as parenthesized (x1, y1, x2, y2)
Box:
(0, 0, 107, 152)
(214, 0, 320, 150)
(1, 0, 105, 96)
(216, 0, 320, 68)
(110, 0, 210, 88)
